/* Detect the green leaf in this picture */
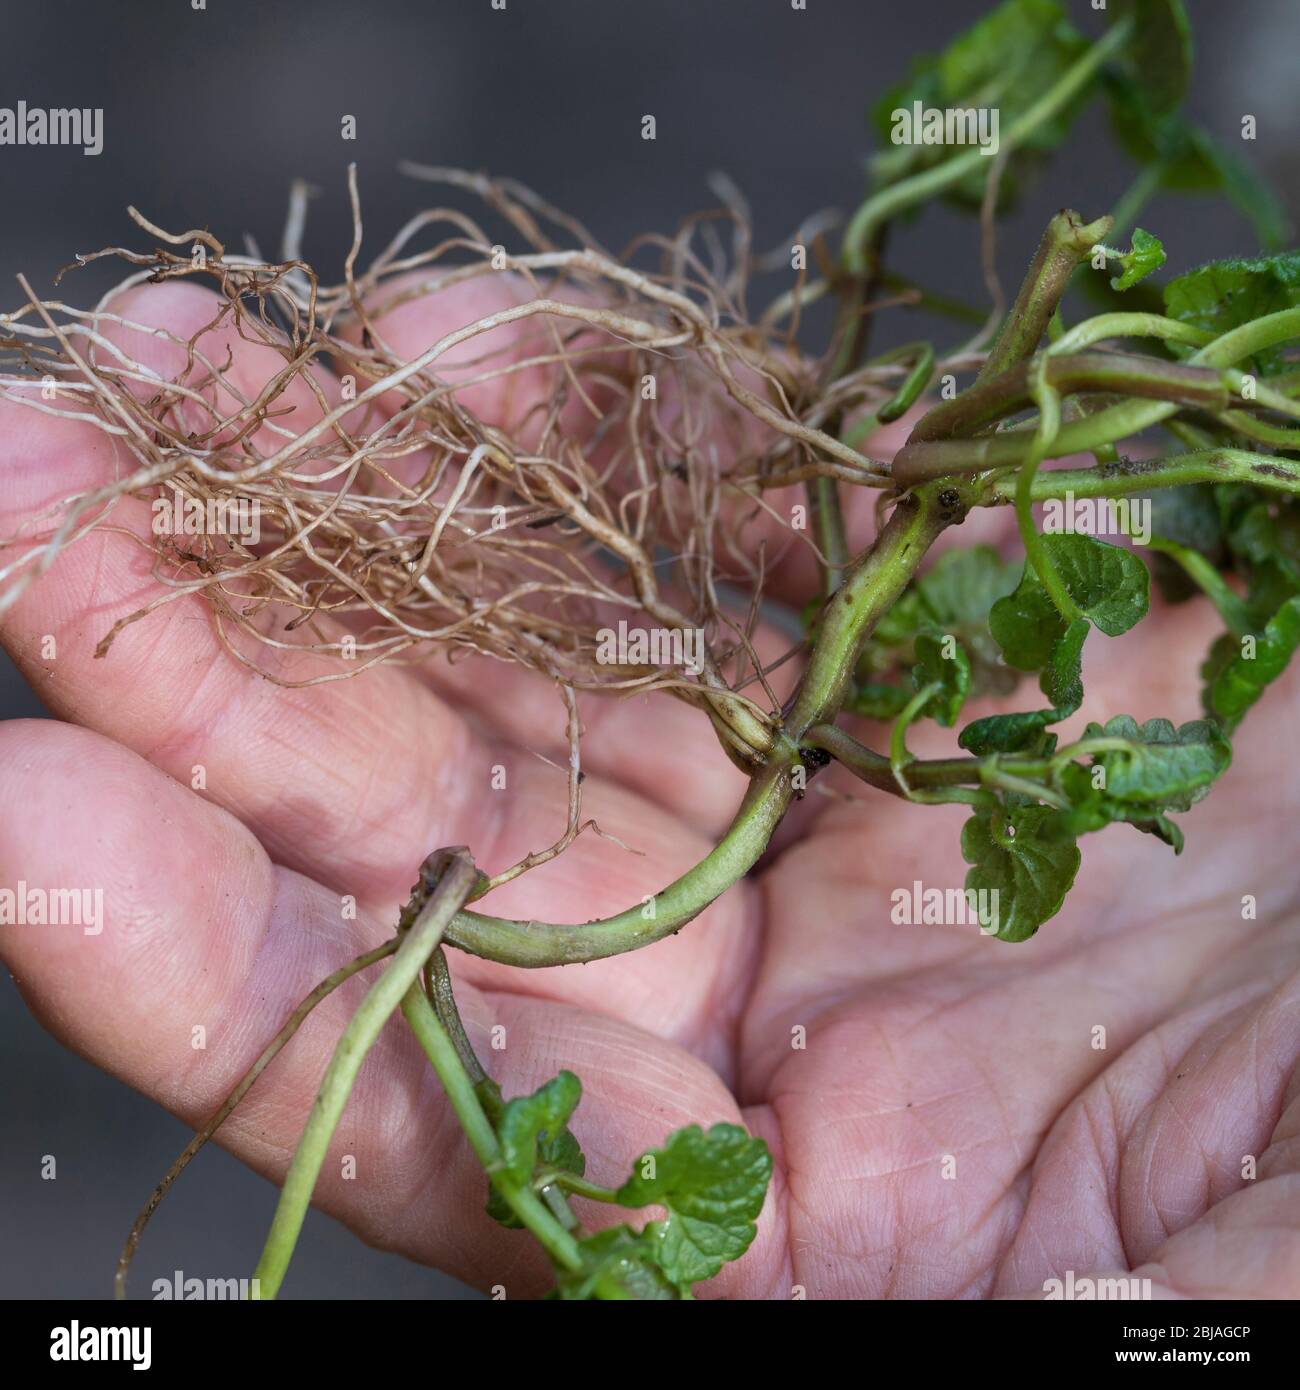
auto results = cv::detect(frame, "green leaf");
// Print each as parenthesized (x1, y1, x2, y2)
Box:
(1108, 0, 1192, 117)
(1109, 227, 1167, 291)
(857, 546, 1021, 706)
(1083, 714, 1231, 808)
(1106, 74, 1287, 251)
(848, 682, 915, 721)
(958, 710, 1057, 756)
(615, 1123, 772, 1288)
(912, 631, 971, 726)
(553, 1226, 684, 1301)
(989, 535, 1149, 672)
(1187, 131, 1288, 250)
(961, 802, 1081, 942)
(1054, 762, 1189, 851)
(1164, 252, 1300, 373)
(1049, 716, 1229, 851)
(1145, 813, 1185, 854)
(870, 0, 1090, 208)
(913, 545, 1024, 636)
(486, 1070, 585, 1228)
(1040, 616, 1088, 708)
(1148, 484, 1226, 602)
(497, 1071, 583, 1185)
(958, 617, 1087, 755)
(1223, 497, 1300, 593)
(1205, 593, 1300, 731)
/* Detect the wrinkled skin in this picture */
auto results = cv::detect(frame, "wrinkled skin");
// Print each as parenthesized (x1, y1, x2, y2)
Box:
(1, 278, 1297, 1300)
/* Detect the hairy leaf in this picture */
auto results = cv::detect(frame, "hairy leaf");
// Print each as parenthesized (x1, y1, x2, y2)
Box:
(1164, 252, 1300, 373)
(1082, 714, 1231, 808)
(1108, 0, 1192, 117)
(961, 802, 1081, 942)
(615, 1123, 772, 1288)
(913, 545, 1024, 631)
(553, 1226, 683, 1301)
(486, 1070, 585, 1228)
(869, 0, 1089, 208)
(1205, 594, 1300, 731)
(958, 618, 1087, 755)
(848, 682, 915, 721)
(1223, 497, 1300, 593)
(989, 535, 1148, 671)
(1110, 227, 1167, 292)
(1054, 762, 1190, 851)
(912, 631, 972, 726)
(859, 546, 1020, 707)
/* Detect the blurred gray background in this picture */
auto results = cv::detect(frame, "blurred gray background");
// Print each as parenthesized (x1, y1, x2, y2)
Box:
(2, 0, 1298, 1300)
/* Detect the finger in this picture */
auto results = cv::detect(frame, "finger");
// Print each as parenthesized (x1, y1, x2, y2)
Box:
(996, 962, 1300, 1297)
(339, 273, 804, 804)
(5, 277, 775, 835)
(0, 719, 783, 1296)
(0, 364, 753, 1048)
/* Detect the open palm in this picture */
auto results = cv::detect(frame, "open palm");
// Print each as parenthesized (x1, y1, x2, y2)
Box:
(2, 278, 1296, 1300)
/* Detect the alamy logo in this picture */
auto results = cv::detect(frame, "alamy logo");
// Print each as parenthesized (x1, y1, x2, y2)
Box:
(1042, 489, 1151, 546)
(0, 882, 103, 935)
(152, 1270, 261, 1300)
(0, 102, 103, 156)
(1043, 1270, 1153, 1300)
(890, 101, 1000, 156)
(595, 619, 705, 675)
(50, 1322, 151, 1370)
(152, 483, 262, 545)
(890, 880, 1000, 934)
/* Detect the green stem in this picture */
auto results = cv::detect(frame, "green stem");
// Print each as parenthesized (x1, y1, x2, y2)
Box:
(1046, 312, 1213, 356)
(538, 1171, 621, 1203)
(842, 18, 1133, 271)
(974, 210, 1114, 388)
(1146, 536, 1253, 638)
(985, 448, 1300, 504)
(842, 341, 935, 448)
(251, 853, 480, 1299)
(784, 488, 952, 736)
(877, 342, 936, 422)
(1215, 410, 1300, 448)
(906, 350, 1232, 445)
(889, 682, 939, 792)
(426, 947, 489, 1087)
(115, 937, 399, 1301)
(981, 766, 1071, 810)
(446, 490, 952, 968)
(802, 722, 982, 795)
(446, 756, 794, 967)
(400, 988, 583, 1271)
(894, 306, 1300, 483)
(807, 474, 849, 599)
(1016, 369, 1081, 623)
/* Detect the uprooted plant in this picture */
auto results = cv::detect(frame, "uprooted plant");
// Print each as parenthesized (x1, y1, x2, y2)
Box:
(4, 0, 1300, 1298)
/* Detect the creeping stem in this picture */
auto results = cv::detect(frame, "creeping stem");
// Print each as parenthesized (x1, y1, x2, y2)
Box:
(251, 853, 480, 1298)
(842, 18, 1133, 271)
(446, 758, 795, 967)
(894, 306, 1300, 482)
(114, 938, 399, 1300)
(400, 988, 583, 1271)
(973, 210, 1113, 388)
(985, 449, 1300, 504)
(445, 489, 952, 968)
(1014, 368, 1080, 623)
